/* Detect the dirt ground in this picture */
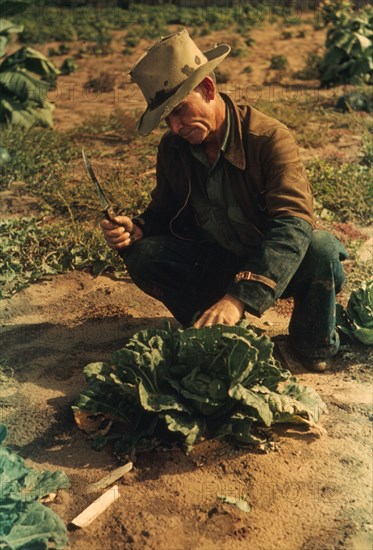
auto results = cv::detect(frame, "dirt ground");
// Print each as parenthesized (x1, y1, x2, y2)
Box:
(1, 15, 372, 550)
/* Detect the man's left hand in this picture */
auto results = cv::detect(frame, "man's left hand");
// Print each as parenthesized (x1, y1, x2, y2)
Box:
(193, 294, 245, 328)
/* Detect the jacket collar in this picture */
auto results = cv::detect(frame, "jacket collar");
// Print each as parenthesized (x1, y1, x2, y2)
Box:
(168, 93, 246, 170)
(221, 93, 246, 170)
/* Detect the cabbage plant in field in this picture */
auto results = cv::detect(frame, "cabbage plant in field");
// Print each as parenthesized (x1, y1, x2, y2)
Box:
(0, 0, 60, 127)
(0, 424, 69, 549)
(318, 1, 373, 86)
(73, 322, 326, 455)
(337, 281, 373, 345)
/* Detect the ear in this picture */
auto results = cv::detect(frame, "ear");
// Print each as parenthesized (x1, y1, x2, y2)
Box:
(199, 77, 216, 101)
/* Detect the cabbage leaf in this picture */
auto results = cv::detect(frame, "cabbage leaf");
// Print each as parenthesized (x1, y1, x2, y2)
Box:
(0, 425, 69, 550)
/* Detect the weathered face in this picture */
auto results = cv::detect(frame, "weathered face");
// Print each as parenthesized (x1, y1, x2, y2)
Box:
(164, 87, 216, 144)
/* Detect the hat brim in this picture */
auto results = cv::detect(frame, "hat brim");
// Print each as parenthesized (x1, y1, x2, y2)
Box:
(137, 43, 231, 136)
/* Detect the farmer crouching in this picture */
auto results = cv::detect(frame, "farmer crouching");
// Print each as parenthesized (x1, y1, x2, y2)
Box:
(100, 29, 347, 372)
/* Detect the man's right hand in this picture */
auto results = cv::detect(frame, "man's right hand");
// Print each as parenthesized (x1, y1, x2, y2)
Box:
(100, 215, 143, 250)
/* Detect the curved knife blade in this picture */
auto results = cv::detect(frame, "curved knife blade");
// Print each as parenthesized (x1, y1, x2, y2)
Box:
(82, 148, 116, 221)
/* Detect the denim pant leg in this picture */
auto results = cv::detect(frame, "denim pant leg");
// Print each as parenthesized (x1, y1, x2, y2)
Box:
(283, 230, 348, 359)
(119, 235, 242, 326)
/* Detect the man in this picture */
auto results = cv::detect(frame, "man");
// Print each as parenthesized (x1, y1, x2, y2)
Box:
(101, 29, 347, 371)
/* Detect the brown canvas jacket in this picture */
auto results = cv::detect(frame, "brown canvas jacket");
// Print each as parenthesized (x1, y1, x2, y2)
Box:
(134, 94, 316, 316)
(137, 93, 315, 242)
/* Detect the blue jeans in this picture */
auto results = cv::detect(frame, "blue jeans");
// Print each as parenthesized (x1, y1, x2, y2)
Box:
(119, 231, 347, 359)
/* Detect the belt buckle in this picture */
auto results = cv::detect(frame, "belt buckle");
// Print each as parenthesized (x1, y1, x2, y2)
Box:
(235, 271, 252, 283)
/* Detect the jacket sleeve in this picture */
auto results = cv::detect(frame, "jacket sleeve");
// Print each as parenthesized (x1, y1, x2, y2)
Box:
(225, 121, 315, 316)
(259, 126, 314, 226)
(226, 216, 313, 316)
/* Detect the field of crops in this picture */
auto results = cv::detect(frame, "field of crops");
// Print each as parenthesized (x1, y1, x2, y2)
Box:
(0, 1, 372, 549)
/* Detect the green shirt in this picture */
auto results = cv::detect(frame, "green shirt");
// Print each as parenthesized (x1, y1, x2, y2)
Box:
(189, 103, 253, 256)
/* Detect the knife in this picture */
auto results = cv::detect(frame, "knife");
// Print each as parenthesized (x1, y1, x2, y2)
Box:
(82, 148, 117, 223)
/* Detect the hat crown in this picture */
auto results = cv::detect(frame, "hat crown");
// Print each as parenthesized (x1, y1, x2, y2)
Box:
(130, 29, 208, 105)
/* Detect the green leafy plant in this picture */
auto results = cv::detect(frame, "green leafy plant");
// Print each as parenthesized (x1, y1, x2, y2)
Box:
(337, 281, 373, 345)
(245, 36, 255, 47)
(0, 1, 60, 128)
(361, 130, 373, 166)
(88, 21, 113, 56)
(281, 30, 293, 39)
(124, 31, 140, 49)
(230, 37, 249, 58)
(197, 25, 211, 37)
(73, 322, 326, 455)
(48, 44, 71, 57)
(270, 55, 289, 70)
(318, 0, 354, 27)
(0, 145, 10, 165)
(0, 424, 69, 549)
(318, 2, 373, 86)
(59, 56, 78, 75)
(242, 65, 253, 74)
(0, 13, 23, 57)
(335, 90, 373, 112)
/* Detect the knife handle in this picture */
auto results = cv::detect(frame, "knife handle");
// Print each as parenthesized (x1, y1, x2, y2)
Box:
(105, 206, 117, 223)
(105, 206, 134, 234)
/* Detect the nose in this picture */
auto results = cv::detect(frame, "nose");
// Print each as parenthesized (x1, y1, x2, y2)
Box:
(166, 114, 182, 135)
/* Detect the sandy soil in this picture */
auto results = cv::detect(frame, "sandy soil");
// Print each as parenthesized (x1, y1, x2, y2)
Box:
(1, 271, 372, 550)
(1, 15, 372, 550)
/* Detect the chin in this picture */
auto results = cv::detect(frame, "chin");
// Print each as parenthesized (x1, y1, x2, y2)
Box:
(185, 128, 207, 144)
(186, 135, 203, 145)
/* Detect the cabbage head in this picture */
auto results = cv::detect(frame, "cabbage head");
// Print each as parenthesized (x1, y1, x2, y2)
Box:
(73, 321, 326, 454)
(337, 281, 373, 345)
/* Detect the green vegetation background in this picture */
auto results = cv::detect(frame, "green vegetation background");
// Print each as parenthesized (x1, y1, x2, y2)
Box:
(1, 1, 372, 298)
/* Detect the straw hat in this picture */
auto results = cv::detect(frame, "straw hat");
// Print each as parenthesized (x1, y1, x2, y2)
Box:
(129, 29, 230, 136)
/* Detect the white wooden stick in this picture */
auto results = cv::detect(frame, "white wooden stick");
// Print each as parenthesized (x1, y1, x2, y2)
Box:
(86, 462, 133, 494)
(70, 485, 120, 528)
